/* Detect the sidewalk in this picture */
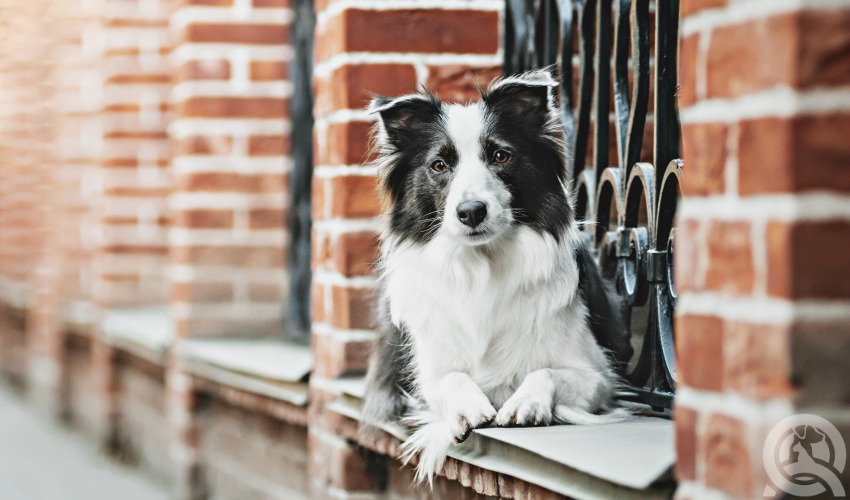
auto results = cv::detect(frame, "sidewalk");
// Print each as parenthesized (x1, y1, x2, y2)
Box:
(0, 384, 167, 500)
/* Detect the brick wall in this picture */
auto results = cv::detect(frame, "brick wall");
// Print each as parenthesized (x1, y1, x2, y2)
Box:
(169, 0, 292, 339)
(198, 399, 309, 498)
(309, 0, 502, 496)
(115, 353, 173, 484)
(675, 0, 850, 497)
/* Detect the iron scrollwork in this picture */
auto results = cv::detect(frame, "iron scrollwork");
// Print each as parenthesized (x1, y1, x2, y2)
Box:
(505, 0, 682, 412)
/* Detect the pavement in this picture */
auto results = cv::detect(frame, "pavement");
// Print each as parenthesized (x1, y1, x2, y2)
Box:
(0, 384, 167, 500)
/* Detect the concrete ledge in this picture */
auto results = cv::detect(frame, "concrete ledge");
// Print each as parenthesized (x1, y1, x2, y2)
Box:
(101, 307, 172, 366)
(180, 339, 312, 414)
(324, 377, 676, 500)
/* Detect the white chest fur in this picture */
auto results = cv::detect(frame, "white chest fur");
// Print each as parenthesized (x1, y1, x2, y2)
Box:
(381, 226, 608, 407)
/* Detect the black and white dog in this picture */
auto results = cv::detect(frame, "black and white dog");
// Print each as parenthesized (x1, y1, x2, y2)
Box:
(362, 70, 633, 483)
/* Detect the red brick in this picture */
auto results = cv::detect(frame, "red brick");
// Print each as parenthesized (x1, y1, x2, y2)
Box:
(330, 285, 374, 330)
(723, 322, 791, 400)
(678, 33, 700, 108)
(425, 64, 501, 102)
(317, 9, 499, 61)
(676, 315, 724, 392)
(253, 0, 289, 6)
(791, 319, 850, 406)
(330, 64, 417, 111)
(797, 10, 850, 88)
(178, 59, 230, 81)
(105, 74, 171, 85)
(705, 221, 754, 295)
(320, 121, 372, 166)
(311, 229, 332, 270)
(333, 231, 379, 276)
(175, 172, 285, 193)
(681, 122, 726, 195)
(674, 406, 698, 481)
(181, 24, 288, 45)
(707, 15, 798, 98)
(180, 0, 232, 5)
(250, 60, 287, 81)
(312, 334, 374, 379)
(312, 178, 327, 220)
(171, 246, 283, 267)
(248, 208, 285, 229)
(247, 283, 283, 302)
(738, 114, 850, 194)
(172, 281, 234, 302)
(680, 0, 727, 17)
(103, 187, 169, 198)
(767, 221, 850, 299)
(707, 11, 850, 98)
(174, 209, 233, 229)
(703, 414, 754, 498)
(179, 97, 288, 118)
(248, 135, 289, 156)
(177, 136, 232, 156)
(311, 283, 326, 323)
(329, 175, 381, 218)
(313, 74, 332, 117)
(673, 219, 704, 293)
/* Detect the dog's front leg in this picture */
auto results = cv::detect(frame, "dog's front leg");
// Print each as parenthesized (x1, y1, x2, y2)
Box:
(401, 372, 496, 483)
(423, 372, 497, 443)
(495, 367, 612, 426)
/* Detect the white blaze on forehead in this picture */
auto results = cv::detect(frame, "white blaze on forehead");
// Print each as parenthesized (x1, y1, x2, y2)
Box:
(439, 103, 513, 240)
(444, 104, 484, 162)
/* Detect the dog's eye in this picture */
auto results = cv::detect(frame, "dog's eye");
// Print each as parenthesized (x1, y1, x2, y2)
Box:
(493, 150, 511, 164)
(431, 159, 448, 173)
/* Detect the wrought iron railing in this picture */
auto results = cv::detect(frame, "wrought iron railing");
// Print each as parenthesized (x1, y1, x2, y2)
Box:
(505, 0, 681, 412)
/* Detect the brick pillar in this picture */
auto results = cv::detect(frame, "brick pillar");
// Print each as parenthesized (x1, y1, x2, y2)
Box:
(166, 1, 293, 497)
(168, 0, 291, 340)
(309, 1, 501, 495)
(0, 0, 74, 413)
(676, 1, 850, 498)
(91, 0, 174, 309)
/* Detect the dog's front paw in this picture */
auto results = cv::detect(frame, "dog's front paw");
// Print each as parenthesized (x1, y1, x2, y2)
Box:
(495, 370, 556, 426)
(447, 392, 496, 443)
(496, 393, 554, 426)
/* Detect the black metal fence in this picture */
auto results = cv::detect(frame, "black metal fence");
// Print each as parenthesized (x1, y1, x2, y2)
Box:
(504, 0, 681, 412)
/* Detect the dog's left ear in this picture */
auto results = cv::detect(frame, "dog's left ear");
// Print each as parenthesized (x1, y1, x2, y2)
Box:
(483, 70, 556, 123)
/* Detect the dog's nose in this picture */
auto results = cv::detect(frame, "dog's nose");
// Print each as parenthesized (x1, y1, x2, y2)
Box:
(457, 201, 487, 228)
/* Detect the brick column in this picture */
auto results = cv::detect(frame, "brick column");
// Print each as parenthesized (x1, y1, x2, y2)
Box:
(676, 1, 850, 498)
(92, 0, 174, 309)
(0, 0, 78, 413)
(168, 0, 292, 339)
(309, 0, 501, 495)
(166, 1, 293, 497)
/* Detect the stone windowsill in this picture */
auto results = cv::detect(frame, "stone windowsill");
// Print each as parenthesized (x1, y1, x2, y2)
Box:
(62, 300, 96, 332)
(179, 338, 313, 409)
(100, 307, 173, 366)
(325, 377, 676, 500)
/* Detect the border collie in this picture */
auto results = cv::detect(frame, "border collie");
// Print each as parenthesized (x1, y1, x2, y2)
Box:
(361, 70, 633, 484)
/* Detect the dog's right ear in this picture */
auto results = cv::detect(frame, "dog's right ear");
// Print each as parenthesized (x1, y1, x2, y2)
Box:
(369, 94, 441, 149)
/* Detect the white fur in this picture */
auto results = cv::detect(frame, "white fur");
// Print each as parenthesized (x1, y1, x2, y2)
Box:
(382, 224, 619, 482)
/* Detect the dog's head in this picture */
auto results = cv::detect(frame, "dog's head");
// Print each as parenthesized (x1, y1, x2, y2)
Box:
(370, 70, 572, 247)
